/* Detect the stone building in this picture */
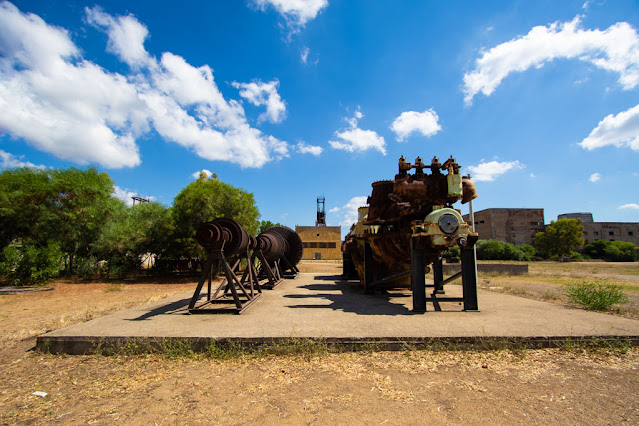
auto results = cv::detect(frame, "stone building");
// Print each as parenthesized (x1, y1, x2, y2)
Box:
(295, 226, 342, 260)
(462, 208, 545, 245)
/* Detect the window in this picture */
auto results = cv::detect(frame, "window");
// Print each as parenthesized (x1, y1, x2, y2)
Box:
(316, 233, 320, 237)
(594, 231, 599, 235)
(310, 242, 318, 248)
(319, 242, 327, 248)
(302, 242, 309, 248)
(609, 231, 614, 236)
(479, 220, 485, 224)
(630, 231, 634, 236)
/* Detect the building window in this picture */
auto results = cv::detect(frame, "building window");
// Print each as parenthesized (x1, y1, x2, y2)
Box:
(302, 242, 309, 248)
(609, 231, 614, 236)
(328, 242, 337, 248)
(316, 233, 320, 237)
(319, 242, 327, 248)
(309, 242, 318, 248)
(594, 231, 599, 235)
(630, 231, 634, 236)
(479, 220, 485, 224)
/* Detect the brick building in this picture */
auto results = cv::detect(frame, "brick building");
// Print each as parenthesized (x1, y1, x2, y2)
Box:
(558, 213, 639, 246)
(295, 226, 342, 260)
(462, 208, 545, 246)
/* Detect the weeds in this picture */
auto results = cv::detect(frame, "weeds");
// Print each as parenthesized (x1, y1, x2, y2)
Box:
(565, 279, 629, 311)
(104, 283, 124, 293)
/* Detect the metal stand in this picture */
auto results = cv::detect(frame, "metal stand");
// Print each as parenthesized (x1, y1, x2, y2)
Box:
(188, 244, 261, 315)
(364, 241, 374, 294)
(279, 256, 300, 279)
(254, 250, 284, 289)
(410, 236, 479, 313)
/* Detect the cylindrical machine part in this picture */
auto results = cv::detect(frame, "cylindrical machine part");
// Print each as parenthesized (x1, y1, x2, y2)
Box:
(195, 217, 249, 255)
(256, 231, 286, 262)
(266, 226, 303, 267)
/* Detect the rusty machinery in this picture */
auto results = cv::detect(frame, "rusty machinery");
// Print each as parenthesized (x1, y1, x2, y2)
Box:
(189, 218, 303, 314)
(342, 155, 479, 312)
(252, 226, 303, 288)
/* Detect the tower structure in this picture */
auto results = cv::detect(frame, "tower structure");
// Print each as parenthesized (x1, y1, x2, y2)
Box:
(316, 196, 326, 227)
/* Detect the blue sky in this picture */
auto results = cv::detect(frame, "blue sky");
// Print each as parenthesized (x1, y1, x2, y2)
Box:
(1, 0, 638, 236)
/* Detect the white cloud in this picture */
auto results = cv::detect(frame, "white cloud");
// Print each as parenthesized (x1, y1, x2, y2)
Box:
(329, 109, 386, 155)
(529, 173, 536, 178)
(112, 185, 137, 207)
(328, 206, 340, 213)
(463, 16, 639, 104)
(296, 141, 323, 156)
(390, 109, 442, 141)
(192, 169, 213, 179)
(338, 196, 368, 228)
(589, 172, 601, 182)
(466, 160, 524, 181)
(301, 46, 309, 64)
(232, 79, 286, 124)
(0, 3, 289, 169)
(579, 104, 639, 151)
(85, 7, 152, 68)
(0, 150, 46, 169)
(618, 203, 639, 210)
(253, 0, 328, 29)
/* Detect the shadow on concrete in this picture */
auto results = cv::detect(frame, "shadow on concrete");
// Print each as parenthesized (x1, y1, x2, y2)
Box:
(284, 276, 415, 316)
(127, 297, 191, 321)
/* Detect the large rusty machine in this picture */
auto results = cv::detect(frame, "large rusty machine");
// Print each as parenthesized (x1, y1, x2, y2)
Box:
(342, 155, 479, 312)
(189, 218, 302, 314)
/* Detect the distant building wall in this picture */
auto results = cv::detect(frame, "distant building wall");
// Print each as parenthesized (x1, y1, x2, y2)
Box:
(295, 226, 342, 260)
(582, 222, 639, 246)
(558, 212, 594, 222)
(463, 208, 545, 245)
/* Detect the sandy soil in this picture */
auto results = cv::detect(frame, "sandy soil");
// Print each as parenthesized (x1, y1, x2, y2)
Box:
(1, 264, 639, 424)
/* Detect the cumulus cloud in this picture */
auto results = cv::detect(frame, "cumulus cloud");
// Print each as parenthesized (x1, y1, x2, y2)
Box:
(112, 185, 138, 207)
(253, 0, 328, 30)
(390, 109, 442, 141)
(192, 169, 214, 179)
(85, 6, 152, 68)
(329, 109, 386, 155)
(0, 3, 288, 169)
(232, 79, 286, 124)
(338, 196, 368, 228)
(0, 150, 46, 169)
(589, 172, 601, 182)
(296, 141, 323, 156)
(328, 206, 340, 213)
(466, 160, 524, 181)
(463, 16, 639, 104)
(579, 104, 639, 151)
(301, 46, 309, 63)
(618, 203, 639, 210)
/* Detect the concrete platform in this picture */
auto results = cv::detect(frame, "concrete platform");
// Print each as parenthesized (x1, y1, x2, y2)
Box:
(37, 273, 639, 354)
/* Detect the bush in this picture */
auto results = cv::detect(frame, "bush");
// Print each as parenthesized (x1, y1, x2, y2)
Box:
(475, 240, 535, 261)
(0, 242, 64, 286)
(565, 280, 629, 311)
(584, 240, 637, 262)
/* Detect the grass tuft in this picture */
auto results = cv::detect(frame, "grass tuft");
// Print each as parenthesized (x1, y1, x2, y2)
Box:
(565, 279, 629, 311)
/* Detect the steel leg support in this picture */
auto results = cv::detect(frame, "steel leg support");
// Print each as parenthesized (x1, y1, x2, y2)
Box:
(411, 238, 426, 312)
(461, 247, 479, 311)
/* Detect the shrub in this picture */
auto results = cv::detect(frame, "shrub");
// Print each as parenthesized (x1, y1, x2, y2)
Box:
(565, 280, 629, 311)
(475, 240, 535, 261)
(0, 242, 64, 286)
(584, 240, 637, 262)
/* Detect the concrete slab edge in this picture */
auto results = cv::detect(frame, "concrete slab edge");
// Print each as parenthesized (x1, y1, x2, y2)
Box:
(35, 334, 639, 356)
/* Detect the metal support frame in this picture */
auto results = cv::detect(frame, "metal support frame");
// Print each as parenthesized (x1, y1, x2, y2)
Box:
(254, 250, 284, 289)
(279, 256, 300, 279)
(433, 258, 445, 294)
(409, 236, 479, 313)
(188, 244, 261, 315)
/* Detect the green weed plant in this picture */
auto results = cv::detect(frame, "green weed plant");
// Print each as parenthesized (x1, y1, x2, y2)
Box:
(565, 279, 629, 311)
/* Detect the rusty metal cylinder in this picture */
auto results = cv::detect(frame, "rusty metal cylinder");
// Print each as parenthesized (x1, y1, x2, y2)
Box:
(256, 231, 287, 262)
(195, 218, 249, 255)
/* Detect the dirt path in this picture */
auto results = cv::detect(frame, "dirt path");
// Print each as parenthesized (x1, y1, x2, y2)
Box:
(1, 269, 639, 424)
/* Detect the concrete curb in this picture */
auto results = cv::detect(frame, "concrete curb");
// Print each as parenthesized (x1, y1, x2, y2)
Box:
(36, 335, 639, 355)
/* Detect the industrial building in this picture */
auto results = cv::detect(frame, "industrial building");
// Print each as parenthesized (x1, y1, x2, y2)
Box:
(295, 196, 341, 260)
(463, 208, 545, 246)
(558, 213, 639, 246)
(463, 208, 639, 248)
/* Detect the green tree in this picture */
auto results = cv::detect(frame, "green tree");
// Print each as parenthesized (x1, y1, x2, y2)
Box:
(258, 220, 282, 234)
(0, 167, 119, 274)
(584, 240, 638, 262)
(534, 218, 584, 261)
(171, 176, 260, 259)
